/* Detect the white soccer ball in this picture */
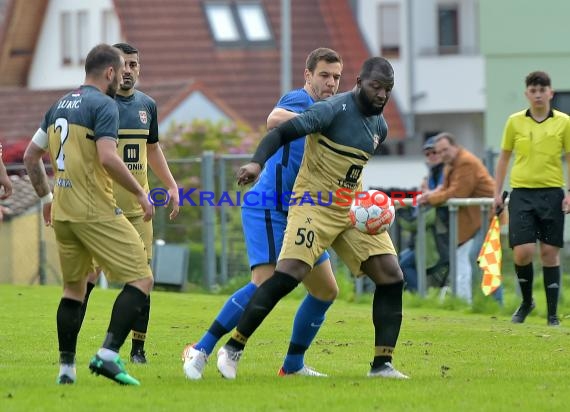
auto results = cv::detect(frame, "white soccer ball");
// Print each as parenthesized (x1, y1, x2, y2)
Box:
(348, 190, 395, 235)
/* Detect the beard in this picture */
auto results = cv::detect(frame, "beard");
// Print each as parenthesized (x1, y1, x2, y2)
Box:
(120, 77, 134, 91)
(357, 88, 385, 116)
(105, 77, 120, 98)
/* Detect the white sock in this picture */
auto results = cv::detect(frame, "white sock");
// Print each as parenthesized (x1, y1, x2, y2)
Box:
(97, 348, 119, 361)
(59, 364, 76, 380)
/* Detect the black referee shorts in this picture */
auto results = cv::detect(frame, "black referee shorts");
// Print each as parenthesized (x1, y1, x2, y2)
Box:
(508, 187, 565, 248)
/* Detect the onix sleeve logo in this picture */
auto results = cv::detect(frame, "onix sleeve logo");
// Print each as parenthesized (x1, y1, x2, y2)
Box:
(123, 144, 140, 163)
(344, 165, 363, 185)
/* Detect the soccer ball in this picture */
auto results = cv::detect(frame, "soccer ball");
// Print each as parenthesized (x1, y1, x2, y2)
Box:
(348, 190, 395, 235)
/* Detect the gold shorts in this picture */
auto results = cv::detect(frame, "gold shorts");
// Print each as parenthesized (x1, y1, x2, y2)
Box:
(127, 214, 153, 262)
(53, 215, 152, 284)
(279, 204, 396, 275)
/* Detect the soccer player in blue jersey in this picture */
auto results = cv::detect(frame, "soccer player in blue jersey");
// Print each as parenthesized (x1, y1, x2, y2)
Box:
(183, 48, 343, 379)
(23, 44, 154, 385)
(217, 56, 408, 379)
(82, 43, 179, 364)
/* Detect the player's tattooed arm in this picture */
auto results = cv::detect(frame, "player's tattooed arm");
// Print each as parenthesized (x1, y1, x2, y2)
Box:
(23, 142, 51, 197)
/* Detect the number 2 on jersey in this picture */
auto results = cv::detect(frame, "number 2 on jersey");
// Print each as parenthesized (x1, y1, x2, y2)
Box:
(54, 118, 69, 171)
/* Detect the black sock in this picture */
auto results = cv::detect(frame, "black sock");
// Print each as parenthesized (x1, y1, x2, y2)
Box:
(226, 271, 299, 350)
(57, 298, 83, 357)
(102, 284, 147, 352)
(207, 320, 231, 340)
(515, 263, 534, 304)
(371, 281, 404, 369)
(79, 282, 96, 328)
(131, 295, 151, 353)
(543, 266, 560, 317)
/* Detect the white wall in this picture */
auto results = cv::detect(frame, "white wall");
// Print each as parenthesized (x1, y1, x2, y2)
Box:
(160, 92, 232, 134)
(363, 156, 427, 190)
(416, 112, 485, 155)
(413, 55, 485, 113)
(356, 0, 483, 115)
(28, 0, 118, 89)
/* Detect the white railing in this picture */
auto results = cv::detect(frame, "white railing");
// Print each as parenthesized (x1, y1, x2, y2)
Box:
(395, 197, 498, 297)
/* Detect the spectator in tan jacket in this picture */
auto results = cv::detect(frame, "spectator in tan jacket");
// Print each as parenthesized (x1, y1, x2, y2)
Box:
(419, 132, 495, 302)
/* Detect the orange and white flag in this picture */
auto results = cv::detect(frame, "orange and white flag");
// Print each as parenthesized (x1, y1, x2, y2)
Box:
(478, 216, 502, 296)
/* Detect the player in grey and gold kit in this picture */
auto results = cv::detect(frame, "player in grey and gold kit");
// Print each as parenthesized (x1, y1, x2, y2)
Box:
(24, 44, 154, 386)
(83, 43, 179, 364)
(216, 57, 408, 379)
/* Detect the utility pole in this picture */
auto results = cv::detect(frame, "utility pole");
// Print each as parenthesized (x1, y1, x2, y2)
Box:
(280, 0, 292, 95)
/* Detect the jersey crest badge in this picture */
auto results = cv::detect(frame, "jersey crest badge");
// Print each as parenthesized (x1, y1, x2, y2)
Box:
(139, 111, 148, 124)
(373, 134, 380, 150)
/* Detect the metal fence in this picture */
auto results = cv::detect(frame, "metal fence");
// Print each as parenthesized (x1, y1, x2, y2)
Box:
(152, 152, 353, 291)
(2, 151, 541, 301)
(403, 197, 495, 297)
(154, 152, 500, 299)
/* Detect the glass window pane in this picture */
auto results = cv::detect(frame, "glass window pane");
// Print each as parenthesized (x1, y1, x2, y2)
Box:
(553, 92, 570, 115)
(61, 12, 72, 65)
(237, 4, 271, 41)
(438, 6, 458, 47)
(77, 11, 89, 64)
(379, 4, 400, 56)
(102, 9, 120, 44)
(205, 4, 240, 42)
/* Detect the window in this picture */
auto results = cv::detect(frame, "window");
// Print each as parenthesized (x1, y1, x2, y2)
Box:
(379, 4, 400, 58)
(204, 2, 273, 47)
(60, 10, 99, 66)
(236, 3, 271, 42)
(61, 12, 72, 65)
(77, 11, 89, 64)
(102, 9, 120, 44)
(552, 92, 570, 115)
(205, 4, 240, 42)
(438, 4, 459, 54)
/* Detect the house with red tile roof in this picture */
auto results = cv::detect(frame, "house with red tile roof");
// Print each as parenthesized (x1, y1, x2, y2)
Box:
(0, 0, 410, 285)
(0, 0, 406, 162)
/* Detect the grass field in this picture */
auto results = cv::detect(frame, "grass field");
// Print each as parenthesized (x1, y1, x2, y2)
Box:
(1, 284, 570, 412)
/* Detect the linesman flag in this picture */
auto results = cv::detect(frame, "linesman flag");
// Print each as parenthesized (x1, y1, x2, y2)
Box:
(478, 216, 502, 295)
(477, 192, 508, 296)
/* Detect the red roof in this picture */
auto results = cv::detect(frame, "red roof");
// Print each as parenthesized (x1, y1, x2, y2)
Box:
(112, 0, 406, 137)
(0, 0, 406, 151)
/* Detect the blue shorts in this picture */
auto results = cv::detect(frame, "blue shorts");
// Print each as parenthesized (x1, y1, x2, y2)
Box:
(241, 207, 329, 269)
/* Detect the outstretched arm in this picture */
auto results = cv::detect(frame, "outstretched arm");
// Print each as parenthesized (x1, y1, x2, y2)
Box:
(237, 118, 305, 186)
(96, 138, 154, 222)
(266, 108, 297, 130)
(147, 142, 179, 220)
(23, 141, 52, 225)
(426, 163, 477, 205)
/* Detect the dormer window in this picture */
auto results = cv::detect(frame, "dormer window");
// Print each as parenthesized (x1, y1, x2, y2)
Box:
(204, 2, 273, 47)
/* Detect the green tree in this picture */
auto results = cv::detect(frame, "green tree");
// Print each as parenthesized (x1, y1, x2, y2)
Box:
(150, 120, 260, 285)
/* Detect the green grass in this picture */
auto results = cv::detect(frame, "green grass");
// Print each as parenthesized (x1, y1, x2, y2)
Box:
(1, 285, 570, 412)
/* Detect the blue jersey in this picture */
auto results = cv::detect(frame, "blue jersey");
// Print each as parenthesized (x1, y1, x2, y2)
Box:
(247, 88, 314, 211)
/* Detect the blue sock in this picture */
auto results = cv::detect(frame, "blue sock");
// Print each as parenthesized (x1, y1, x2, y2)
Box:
(282, 294, 333, 373)
(195, 282, 257, 354)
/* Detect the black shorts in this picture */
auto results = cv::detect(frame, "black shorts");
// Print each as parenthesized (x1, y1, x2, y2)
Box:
(508, 188, 565, 248)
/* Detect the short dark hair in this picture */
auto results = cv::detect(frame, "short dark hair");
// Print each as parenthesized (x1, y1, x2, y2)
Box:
(113, 42, 139, 55)
(434, 132, 457, 146)
(359, 57, 394, 80)
(85, 44, 122, 75)
(305, 48, 342, 72)
(525, 71, 551, 87)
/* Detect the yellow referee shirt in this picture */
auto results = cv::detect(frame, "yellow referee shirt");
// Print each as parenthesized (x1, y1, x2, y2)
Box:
(501, 109, 570, 188)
